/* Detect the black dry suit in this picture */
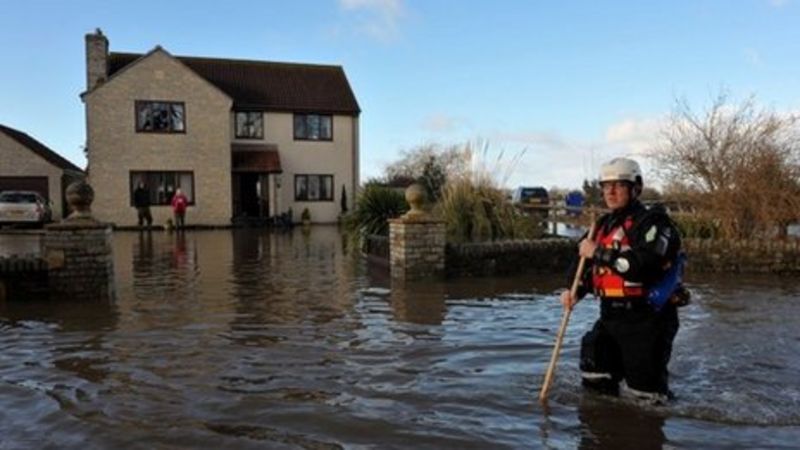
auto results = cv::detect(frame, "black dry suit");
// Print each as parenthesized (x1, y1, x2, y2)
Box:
(573, 200, 683, 402)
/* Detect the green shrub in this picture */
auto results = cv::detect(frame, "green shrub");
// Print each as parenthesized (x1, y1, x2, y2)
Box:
(435, 175, 540, 244)
(344, 185, 409, 236)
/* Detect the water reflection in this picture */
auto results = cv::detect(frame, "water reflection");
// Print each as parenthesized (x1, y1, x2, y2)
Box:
(577, 397, 666, 450)
(1, 228, 800, 449)
(390, 282, 446, 325)
(0, 298, 118, 393)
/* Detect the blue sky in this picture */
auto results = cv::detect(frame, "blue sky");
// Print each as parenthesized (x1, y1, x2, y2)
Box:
(1, 0, 798, 190)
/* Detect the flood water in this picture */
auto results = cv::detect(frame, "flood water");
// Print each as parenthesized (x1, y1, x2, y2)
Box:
(1, 227, 799, 449)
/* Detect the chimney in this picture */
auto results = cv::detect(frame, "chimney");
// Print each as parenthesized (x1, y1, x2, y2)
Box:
(85, 28, 108, 92)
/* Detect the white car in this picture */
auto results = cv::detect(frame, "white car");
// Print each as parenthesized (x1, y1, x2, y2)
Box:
(0, 190, 53, 226)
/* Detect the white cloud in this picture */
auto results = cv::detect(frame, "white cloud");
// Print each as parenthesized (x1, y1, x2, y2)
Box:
(338, 0, 406, 41)
(362, 118, 676, 190)
(477, 129, 603, 189)
(491, 130, 572, 151)
(604, 116, 667, 157)
(421, 114, 465, 133)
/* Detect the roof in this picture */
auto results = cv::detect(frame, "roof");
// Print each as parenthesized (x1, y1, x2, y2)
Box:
(108, 52, 361, 115)
(231, 144, 282, 173)
(0, 124, 83, 173)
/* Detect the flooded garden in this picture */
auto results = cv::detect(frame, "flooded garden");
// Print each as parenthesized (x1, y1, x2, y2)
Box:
(1, 227, 799, 449)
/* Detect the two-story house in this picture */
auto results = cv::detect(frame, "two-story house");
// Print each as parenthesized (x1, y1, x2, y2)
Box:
(82, 29, 360, 226)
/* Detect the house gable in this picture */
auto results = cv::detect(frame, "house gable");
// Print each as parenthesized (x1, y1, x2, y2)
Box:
(82, 47, 232, 104)
(84, 45, 234, 226)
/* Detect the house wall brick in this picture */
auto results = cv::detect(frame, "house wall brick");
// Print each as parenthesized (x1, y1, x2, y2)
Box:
(84, 50, 233, 226)
(0, 132, 66, 218)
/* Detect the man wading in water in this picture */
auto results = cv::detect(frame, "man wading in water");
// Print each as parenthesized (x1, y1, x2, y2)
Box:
(560, 157, 688, 404)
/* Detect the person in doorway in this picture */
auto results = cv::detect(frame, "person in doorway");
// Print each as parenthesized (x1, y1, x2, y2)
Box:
(133, 181, 153, 228)
(560, 157, 685, 404)
(171, 188, 189, 229)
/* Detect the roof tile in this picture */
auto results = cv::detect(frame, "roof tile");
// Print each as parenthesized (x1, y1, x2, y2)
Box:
(108, 53, 360, 115)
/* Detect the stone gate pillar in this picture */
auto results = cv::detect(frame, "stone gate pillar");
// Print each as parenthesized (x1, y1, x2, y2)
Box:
(389, 184, 445, 281)
(44, 181, 114, 300)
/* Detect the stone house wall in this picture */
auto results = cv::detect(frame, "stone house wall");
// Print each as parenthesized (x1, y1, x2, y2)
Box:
(84, 49, 233, 226)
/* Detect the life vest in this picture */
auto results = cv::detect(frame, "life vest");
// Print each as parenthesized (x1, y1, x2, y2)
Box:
(592, 215, 646, 298)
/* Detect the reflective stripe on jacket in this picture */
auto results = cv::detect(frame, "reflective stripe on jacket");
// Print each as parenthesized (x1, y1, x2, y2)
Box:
(592, 216, 645, 298)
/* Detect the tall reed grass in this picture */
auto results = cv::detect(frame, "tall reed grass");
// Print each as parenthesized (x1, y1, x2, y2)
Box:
(434, 141, 542, 243)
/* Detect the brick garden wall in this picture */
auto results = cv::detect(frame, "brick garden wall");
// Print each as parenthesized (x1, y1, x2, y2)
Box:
(683, 238, 800, 273)
(445, 238, 575, 278)
(443, 237, 800, 277)
(43, 223, 114, 300)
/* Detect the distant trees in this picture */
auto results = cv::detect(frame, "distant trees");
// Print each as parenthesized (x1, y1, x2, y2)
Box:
(655, 92, 800, 238)
(347, 141, 539, 242)
(383, 143, 471, 203)
(582, 179, 602, 207)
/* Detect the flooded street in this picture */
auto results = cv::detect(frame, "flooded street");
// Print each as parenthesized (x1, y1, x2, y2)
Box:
(1, 227, 799, 449)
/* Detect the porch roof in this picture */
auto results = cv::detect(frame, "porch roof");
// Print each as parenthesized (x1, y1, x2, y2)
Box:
(231, 144, 282, 173)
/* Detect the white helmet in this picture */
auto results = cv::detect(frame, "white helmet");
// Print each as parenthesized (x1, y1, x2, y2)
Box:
(599, 157, 643, 185)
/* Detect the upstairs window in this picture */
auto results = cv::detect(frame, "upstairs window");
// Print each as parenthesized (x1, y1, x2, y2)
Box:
(136, 101, 186, 133)
(293, 114, 332, 141)
(235, 111, 264, 139)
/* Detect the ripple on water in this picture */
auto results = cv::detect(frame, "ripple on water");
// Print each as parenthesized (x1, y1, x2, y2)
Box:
(2, 230, 800, 449)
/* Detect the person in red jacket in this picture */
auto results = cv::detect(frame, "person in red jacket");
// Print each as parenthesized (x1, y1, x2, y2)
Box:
(560, 157, 683, 404)
(171, 188, 189, 229)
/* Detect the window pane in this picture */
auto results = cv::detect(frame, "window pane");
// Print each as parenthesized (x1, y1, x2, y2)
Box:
(153, 103, 170, 130)
(165, 173, 177, 201)
(130, 172, 147, 205)
(239, 112, 262, 138)
(178, 173, 193, 202)
(131, 173, 144, 193)
(295, 176, 308, 200)
(308, 176, 320, 200)
(171, 104, 185, 131)
(294, 115, 306, 139)
(236, 112, 263, 138)
(320, 116, 332, 139)
(322, 176, 333, 200)
(235, 112, 245, 136)
(309, 115, 320, 140)
(146, 173, 159, 204)
(138, 104, 153, 130)
(137, 101, 184, 132)
(251, 113, 263, 137)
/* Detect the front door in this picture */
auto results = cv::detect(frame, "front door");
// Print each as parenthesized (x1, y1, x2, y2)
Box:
(232, 173, 268, 218)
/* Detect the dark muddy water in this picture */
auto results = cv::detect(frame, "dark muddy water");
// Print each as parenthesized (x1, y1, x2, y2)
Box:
(1, 228, 799, 449)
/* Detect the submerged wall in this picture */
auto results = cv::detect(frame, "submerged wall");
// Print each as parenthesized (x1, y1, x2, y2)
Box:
(683, 238, 800, 273)
(442, 237, 800, 278)
(445, 239, 575, 278)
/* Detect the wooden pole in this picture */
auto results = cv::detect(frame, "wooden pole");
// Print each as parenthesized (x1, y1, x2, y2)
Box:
(539, 215, 596, 404)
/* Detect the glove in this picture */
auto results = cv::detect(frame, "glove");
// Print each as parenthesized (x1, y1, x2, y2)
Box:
(669, 285, 691, 307)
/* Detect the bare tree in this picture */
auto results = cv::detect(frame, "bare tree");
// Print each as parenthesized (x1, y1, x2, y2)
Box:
(380, 143, 471, 202)
(655, 92, 800, 238)
(384, 143, 471, 183)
